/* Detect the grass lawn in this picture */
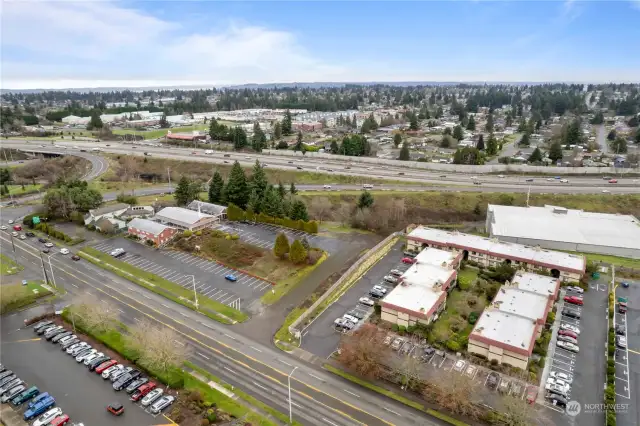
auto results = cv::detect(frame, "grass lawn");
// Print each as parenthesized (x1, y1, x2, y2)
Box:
(0, 280, 52, 314)
(0, 183, 43, 198)
(89, 180, 168, 194)
(576, 252, 640, 270)
(112, 124, 209, 140)
(78, 247, 247, 323)
(324, 364, 469, 426)
(0, 253, 23, 275)
(318, 222, 373, 235)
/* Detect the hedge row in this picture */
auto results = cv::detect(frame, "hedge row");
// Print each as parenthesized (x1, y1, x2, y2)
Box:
(33, 222, 84, 245)
(226, 203, 319, 234)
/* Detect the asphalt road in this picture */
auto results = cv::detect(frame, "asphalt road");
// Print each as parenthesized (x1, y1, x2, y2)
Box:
(5, 141, 640, 196)
(0, 233, 447, 426)
(0, 317, 154, 426)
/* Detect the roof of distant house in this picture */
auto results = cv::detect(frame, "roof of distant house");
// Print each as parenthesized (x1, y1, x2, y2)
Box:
(89, 203, 129, 217)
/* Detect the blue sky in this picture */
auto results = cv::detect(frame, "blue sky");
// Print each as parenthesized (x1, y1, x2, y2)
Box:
(2, 1, 639, 89)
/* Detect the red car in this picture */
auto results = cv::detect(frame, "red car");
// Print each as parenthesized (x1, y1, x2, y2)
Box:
(13, 225, 22, 231)
(130, 382, 157, 402)
(525, 386, 538, 405)
(49, 415, 70, 426)
(608, 179, 618, 184)
(401, 257, 416, 264)
(107, 402, 124, 416)
(558, 329, 578, 339)
(564, 296, 583, 306)
(95, 359, 117, 374)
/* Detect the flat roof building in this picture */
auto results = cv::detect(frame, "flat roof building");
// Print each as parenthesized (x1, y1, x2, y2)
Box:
(153, 207, 216, 231)
(406, 226, 585, 282)
(486, 204, 640, 259)
(380, 248, 461, 327)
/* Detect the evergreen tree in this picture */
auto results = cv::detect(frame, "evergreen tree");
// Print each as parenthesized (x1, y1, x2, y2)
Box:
(249, 160, 268, 201)
(246, 189, 260, 214)
(528, 147, 543, 163)
(393, 133, 402, 148)
(87, 110, 103, 130)
(519, 132, 531, 146)
(230, 126, 248, 150)
(290, 200, 309, 221)
(294, 131, 303, 151)
(251, 122, 267, 152)
(611, 137, 628, 154)
(273, 121, 282, 140)
(330, 139, 339, 154)
(590, 111, 604, 125)
(409, 113, 419, 130)
(505, 113, 513, 128)
(439, 135, 452, 148)
(289, 239, 308, 264)
(357, 190, 374, 209)
(352, 114, 358, 129)
(225, 161, 249, 208)
(273, 232, 290, 259)
(607, 129, 617, 141)
(159, 113, 169, 128)
(548, 142, 563, 163)
(476, 134, 485, 150)
(443, 127, 452, 135)
(563, 119, 582, 147)
(435, 106, 443, 118)
(262, 186, 284, 217)
(399, 141, 410, 161)
(345, 115, 352, 127)
(486, 133, 498, 155)
(277, 181, 287, 199)
(466, 115, 476, 131)
(636, 128, 640, 144)
(289, 182, 297, 195)
(282, 110, 293, 135)
(208, 170, 224, 204)
(485, 113, 494, 132)
(174, 176, 192, 206)
(453, 125, 464, 141)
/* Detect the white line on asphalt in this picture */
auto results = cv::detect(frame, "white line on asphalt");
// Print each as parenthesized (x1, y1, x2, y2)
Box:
(308, 373, 324, 381)
(162, 303, 170, 308)
(278, 359, 293, 367)
(223, 367, 237, 375)
(383, 408, 401, 416)
(616, 393, 631, 399)
(180, 312, 188, 317)
(173, 340, 185, 346)
(214, 292, 228, 300)
(343, 389, 360, 398)
(223, 333, 237, 341)
(71, 283, 78, 288)
(286, 399, 302, 408)
(220, 295, 235, 303)
(143, 295, 151, 299)
(615, 376, 629, 382)
(117, 309, 125, 314)
(253, 381, 268, 391)
(250, 346, 262, 353)
(196, 352, 210, 360)
(86, 291, 93, 295)
(197, 320, 216, 330)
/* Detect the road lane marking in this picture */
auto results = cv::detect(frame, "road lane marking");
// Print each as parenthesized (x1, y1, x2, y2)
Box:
(278, 359, 293, 367)
(253, 381, 268, 391)
(343, 389, 360, 398)
(250, 346, 262, 353)
(224, 367, 237, 375)
(196, 352, 210, 360)
(323, 419, 340, 426)
(383, 408, 401, 416)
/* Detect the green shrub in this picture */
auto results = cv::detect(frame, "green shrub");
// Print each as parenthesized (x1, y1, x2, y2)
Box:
(183, 230, 193, 237)
(391, 324, 399, 332)
(195, 230, 202, 236)
(546, 312, 556, 324)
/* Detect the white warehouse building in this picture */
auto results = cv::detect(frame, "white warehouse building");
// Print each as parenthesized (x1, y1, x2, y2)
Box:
(486, 205, 640, 259)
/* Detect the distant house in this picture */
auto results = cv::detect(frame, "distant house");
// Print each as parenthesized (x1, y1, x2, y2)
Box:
(85, 203, 129, 226)
(95, 217, 127, 233)
(127, 218, 178, 246)
(186, 201, 227, 221)
(153, 207, 217, 231)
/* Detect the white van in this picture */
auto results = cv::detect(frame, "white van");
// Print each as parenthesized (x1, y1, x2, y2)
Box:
(363, 184, 374, 189)
(91, 147, 101, 152)
(205, 150, 213, 154)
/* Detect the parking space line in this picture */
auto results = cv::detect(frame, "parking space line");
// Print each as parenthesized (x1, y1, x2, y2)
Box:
(203, 288, 218, 297)
(258, 283, 271, 292)
(220, 294, 235, 303)
(209, 289, 223, 299)
(214, 292, 228, 300)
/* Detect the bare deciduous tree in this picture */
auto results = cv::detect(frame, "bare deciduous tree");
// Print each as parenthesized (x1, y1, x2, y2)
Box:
(308, 197, 331, 222)
(69, 295, 119, 333)
(337, 324, 390, 379)
(498, 394, 537, 426)
(422, 371, 482, 419)
(127, 319, 189, 374)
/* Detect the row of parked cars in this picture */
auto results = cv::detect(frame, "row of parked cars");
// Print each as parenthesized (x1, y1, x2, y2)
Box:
(32, 320, 175, 415)
(0, 364, 74, 426)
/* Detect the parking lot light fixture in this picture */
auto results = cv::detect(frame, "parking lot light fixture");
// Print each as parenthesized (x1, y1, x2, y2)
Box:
(288, 366, 298, 424)
(185, 274, 198, 309)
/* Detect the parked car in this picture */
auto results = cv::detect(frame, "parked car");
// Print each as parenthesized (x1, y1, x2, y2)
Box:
(0, 374, 16, 388)
(547, 394, 568, 407)
(110, 248, 125, 258)
(76, 349, 98, 362)
(558, 329, 578, 339)
(95, 360, 118, 374)
(107, 402, 124, 416)
(616, 335, 627, 349)
(558, 335, 578, 345)
(486, 372, 500, 390)
(525, 386, 538, 404)
(31, 407, 62, 426)
(150, 395, 175, 414)
(130, 382, 157, 402)
(51, 331, 73, 343)
(140, 388, 164, 407)
(550, 371, 573, 384)
(372, 285, 387, 294)
(44, 326, 65, 339)
(401, 257, 416, 264)
(562, 308, 581, 319)
(389, 269, 403, 277)
(346, 310, 365, 320)
(224, 274, 237, 282)
(391, 338, 404, 351)
(125, 377, 149, 394)
(38, 238, 47, 244)
(621, 281, 630, 288)
(498, 378, 511, 394)
(0, 379, 23, 396)
(48, 414, 70, 426)
(102, 364, 124, 379)
(61, 337, 79, 349)
(383, 335, 393, 346)
(615, 325, 625, 335)
(383, 275, 398, 284)
(25, 232, 35, 237)
(110, 367, 133, 382)
(88, 356, 111, 371)
(560, 323, 580, 334)
(44, 242, 54, 248)
(368, 289, 384, 298)
(1, 385, 25, 403)
(358, 297, 374, 306)
(564, 296, 583, 306)
(11, 386, 40, 406)
(452, 360, 466, 372)
(342, 314, 359, 324)
(71, 255, 80, 261)
(565, 286, 584, 294)
(557, 340, 579, 353)
(24, 396, 56, 421)
(113, 374, 134, 391)
(60, 248, 69, 255)
(32, 320, 53, 332)
(36, 325, 56, 335)
(67, 343, 89, 355)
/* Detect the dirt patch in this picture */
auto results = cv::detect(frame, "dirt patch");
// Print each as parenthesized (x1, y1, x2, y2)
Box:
(13, 156, 91, 184)
(172, 229, 265, 269)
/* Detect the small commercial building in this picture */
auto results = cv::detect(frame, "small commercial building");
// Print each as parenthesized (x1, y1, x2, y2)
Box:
(153, 207, 216, 231)
(186, 200, 227, 221)
(84, 203, 130, 227)
(127, 218, 178, 246)
(467, 271, 559, 370)
(380, 248, 462, 327)
(486, 204, 640, 259)
(406, 226, 585, 282)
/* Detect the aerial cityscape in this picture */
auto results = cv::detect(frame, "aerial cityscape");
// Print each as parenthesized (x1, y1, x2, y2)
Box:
(1, 1, 639, 426)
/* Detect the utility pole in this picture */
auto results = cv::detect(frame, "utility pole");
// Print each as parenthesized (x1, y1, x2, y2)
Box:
(47, 254, 58, 289)
(39, 252, 50, 285)
(288, 366, 298, 424)
(167, 167, 172, 193)
(526, 184, 531, 207)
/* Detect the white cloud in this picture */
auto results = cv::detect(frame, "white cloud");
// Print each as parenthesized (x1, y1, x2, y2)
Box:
(0, 1, 350, 89)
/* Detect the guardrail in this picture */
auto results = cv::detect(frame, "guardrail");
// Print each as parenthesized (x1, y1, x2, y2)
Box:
(289, 232, 401, 338)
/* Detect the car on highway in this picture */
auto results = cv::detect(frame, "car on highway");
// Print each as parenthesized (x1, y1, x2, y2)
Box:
(150, 395, 175, 414)
(560, 323, 580, 334)
(0, 225, 6, 231)
(557, 340, 579, 353)
(25, 232, 35, 237)
(19, 234, 26, 240)
(564, 295, 583, 306)
(11, 231, 18, 237)
(44, 242, 54, 248)
(31, 407, 63, 426)
(323, 185, 331, 189)
(358, 297, 375, 307)
(525, 178, 534, 182)
(560, 179, 569, 183)
(621, 281, 630, 288)
(565, 286, 584, 294)
(13, 225, 22, 231)
(224, 274, 237, 282)
(141, 388, 164, 407)
(608, 179, 618, 183)
(71, 255, 80, 261)
(107, 402, 124, 416)
(60, 248, 69, 255)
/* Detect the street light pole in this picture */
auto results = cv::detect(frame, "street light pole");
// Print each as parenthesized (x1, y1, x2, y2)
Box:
(288, 366, 298, 424)
(185, 274, 198, 309)
(47, 254, 58, 289)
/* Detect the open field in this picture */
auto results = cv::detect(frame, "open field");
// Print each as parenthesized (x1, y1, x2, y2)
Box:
(112, 124, 209, 139)
(1, 183, 43, 197)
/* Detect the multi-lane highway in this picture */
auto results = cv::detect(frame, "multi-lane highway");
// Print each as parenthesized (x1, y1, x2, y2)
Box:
(0, 233, 446, 426)
(5, 140, 640, 194)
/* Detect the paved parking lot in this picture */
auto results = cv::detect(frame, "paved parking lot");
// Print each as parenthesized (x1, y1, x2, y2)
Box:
(91, 238, 272, 313)
(615, 280, 639, 426)
(214, 221, 342, 254)
(0, 314, 155, 426)
(300, 241, 406, 357)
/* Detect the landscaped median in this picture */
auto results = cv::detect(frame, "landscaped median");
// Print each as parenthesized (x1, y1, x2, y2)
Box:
(0, 280, 52, 314)
(78, 247, 248, 324)
(324, 364, 469, 426)
(0, 253, 24, 275)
